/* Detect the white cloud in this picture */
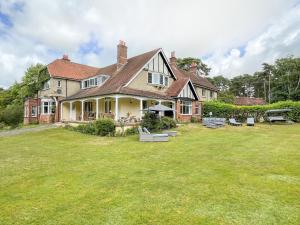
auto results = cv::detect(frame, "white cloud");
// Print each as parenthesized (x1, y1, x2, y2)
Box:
(205, 3, 300, 77)
(0, 0, 299, 87)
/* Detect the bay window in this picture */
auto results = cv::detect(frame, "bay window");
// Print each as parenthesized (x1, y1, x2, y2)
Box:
(180, 100, 192, 115)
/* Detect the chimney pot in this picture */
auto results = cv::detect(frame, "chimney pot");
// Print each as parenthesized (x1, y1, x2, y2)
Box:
(62, 54, 70, 61)
(170, 51, 177, 67)
(117, 40, 127, 69)
(189, 61, 198, 74)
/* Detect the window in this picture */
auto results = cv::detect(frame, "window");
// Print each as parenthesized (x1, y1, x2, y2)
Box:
(148, 73, 152, 83)
(42, 100, 55, 114)
(202, 89, 206, 97)
(57, 80, 61, 88)
(164, 77, 168, 86)
(195, 102, 200, 115)
(81, 75, 109, 89)
(210, 91, 213, 98)
(142, 100, 148, 109)
(43, 80, 50, 90)
(180, 100, 192, 115)
(31, 106, 37, 117)
(105, 99, 112, 113)
(148, 72, 168, 86)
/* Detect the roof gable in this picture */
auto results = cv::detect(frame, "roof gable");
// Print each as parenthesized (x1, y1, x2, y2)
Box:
(124, 49, 176, 87)
(178, 80, 199, 100)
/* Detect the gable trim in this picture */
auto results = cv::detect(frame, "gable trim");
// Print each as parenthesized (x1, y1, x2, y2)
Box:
(123, 49, 177, 87)
(177, 79, 199, 101)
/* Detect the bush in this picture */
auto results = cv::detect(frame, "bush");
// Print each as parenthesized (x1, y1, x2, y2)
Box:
(203, 100, 300, 122)
(94, 118, 115, 136)
(0, 104, 24, 127)
(71, 118, 115, 136)
(141, 112, 160, 131)
(190, 116, 197, 123)
(159, 116, 177, 130)
(124, 126, 138, 136)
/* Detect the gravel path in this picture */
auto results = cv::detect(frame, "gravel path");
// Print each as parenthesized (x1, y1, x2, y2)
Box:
(0, 125, 57, 137)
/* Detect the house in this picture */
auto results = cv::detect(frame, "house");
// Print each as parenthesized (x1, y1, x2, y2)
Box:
(24, 41, 218, 125)
(234, 97, 266, 106)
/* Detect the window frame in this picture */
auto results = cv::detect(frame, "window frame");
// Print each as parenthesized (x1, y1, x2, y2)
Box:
(180, 100, 192, 115)
(41, 100, 55, 115)
(57, 80, 61, 88)
(31, 106, 37, 117)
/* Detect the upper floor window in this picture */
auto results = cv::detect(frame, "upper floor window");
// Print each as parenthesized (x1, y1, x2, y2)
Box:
(148, 72, 169, 87)
(81, 75, 109, 89)
(57, 80, 61, 88)
(43, 80, 50, 90)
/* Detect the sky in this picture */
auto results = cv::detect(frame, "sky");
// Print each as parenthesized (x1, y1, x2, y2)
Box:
(0, 0, 300, 88)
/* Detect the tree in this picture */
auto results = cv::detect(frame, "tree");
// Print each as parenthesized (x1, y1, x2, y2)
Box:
(207, 75, 231, 92)
(176, 57, 211, 75)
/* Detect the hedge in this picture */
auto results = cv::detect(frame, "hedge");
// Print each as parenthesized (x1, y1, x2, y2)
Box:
(203, 100, 300, 122)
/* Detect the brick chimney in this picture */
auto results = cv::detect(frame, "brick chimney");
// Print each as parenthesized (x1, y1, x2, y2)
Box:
(189, 61, 197, 74)
(170, 51, 177, 67)
(117, 40, 127, 69)
(62, 54, 70, 61)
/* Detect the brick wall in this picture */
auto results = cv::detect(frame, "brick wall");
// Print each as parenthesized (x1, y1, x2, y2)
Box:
(23, 98, 40, 125)
(175, 100, 201, 122)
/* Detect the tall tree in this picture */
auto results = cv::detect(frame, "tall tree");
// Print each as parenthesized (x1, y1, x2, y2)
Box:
(176, 57, 211, 75)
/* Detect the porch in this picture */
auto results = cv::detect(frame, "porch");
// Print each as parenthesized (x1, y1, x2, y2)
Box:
(61, 95, 175, 123)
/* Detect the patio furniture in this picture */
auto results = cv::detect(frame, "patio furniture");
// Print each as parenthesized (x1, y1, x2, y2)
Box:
(202, 117, 226, 128)
(229, 118, 242, 126)
(264, 109, 292, 124)
(247, 118, 255, 126)
(162, 130, 177, 137)
(138, 127, 169, 142)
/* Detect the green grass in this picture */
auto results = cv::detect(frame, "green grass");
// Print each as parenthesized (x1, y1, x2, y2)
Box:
(0, 124, 300, 225)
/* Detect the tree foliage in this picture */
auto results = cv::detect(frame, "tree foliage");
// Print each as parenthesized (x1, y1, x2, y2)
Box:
(0, 63, 47, 127)
(176, 57, 211, 75)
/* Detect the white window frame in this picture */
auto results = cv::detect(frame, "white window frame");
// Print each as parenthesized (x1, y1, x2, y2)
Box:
(41, 100, 55, 115)
(31, 106, 37, 117)
(57, 80, 61, 88)
(180, 100, 192, 115)
(81, 75, 109, 89)
(148, 72, 169, 87)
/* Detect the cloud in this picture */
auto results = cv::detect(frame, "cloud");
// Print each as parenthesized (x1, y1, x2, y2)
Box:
(0, 0, 299, 87)
(205, 3, 300, 77)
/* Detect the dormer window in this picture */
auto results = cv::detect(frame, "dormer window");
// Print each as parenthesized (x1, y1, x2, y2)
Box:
(81, 75, 109, 89)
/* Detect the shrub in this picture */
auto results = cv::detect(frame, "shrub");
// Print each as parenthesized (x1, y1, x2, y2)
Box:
(94, 118, 115, 136)
(159, 116, 177, 130)
(203, 100, 300, 122)
(0, 104, 24, 127)
(74, 123, 96, 135)
(124, 126, 138, 136)
(190, 116, 197, 123)
(141, 112, 160, 131)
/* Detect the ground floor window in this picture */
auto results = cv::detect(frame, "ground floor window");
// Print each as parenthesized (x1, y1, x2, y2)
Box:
(180, 100, 192, 115)
(42, 100, 55, 114)
(195, 102, 200, 115)
(31, 106, 37, 117)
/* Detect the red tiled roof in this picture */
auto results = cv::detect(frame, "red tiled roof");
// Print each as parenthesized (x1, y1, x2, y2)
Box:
(47, 58, 100, 80)
(65, 49, 162, 100)
(167, 66, 189, 97)
(234, 97, 266, 106)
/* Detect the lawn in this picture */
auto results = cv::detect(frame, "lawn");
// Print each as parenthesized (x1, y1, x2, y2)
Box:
(0, 124, 300, 225)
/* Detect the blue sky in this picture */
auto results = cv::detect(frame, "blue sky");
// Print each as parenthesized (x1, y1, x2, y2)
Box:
(0, 0, 300, 88)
